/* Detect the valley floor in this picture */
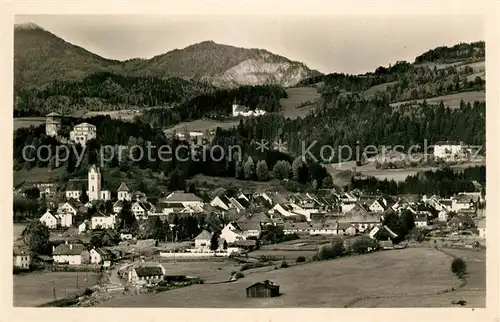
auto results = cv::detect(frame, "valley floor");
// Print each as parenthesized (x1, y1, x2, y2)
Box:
(96, 248, 485, 308)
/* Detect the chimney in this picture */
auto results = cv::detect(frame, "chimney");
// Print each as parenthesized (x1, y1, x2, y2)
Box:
(65, 240, 68, 244)
(69, 244, 73, 250)
(52, 245, 55, 252)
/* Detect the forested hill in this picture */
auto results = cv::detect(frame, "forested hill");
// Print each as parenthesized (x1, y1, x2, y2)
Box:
(14, 72, 216, 117)
(414, 41, 485, 63)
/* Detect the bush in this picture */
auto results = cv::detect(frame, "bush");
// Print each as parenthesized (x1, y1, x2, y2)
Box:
(316, 238, 345, 261)
(352, 236, 379, 254)
(234, 271, 245, 279)
(451, 257, 467, 278)
(311, 253, 319, 261)
(296, 256, 306, 263)
(280, 260, 289, 268)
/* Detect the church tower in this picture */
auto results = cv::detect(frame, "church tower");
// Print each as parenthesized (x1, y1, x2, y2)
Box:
(88, 165, 101, 201)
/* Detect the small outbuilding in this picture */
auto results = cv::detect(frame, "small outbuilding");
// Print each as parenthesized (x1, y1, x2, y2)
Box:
(246, 280, 280, 298)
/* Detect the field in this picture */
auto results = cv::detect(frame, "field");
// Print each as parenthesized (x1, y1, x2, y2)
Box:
(363, 81, 399, 98)
(14, 167, 65, 186)
(190, 174, 282, 192)
(163, 119, 238, 136)
(390, 91, 485, 109)
(351, 249, 486, 307)
(14, 271, 100, 307)
(13, 117, 45, 131)
(280, 87, 320, 119)
(97, 247, 483, 308)
(326, 159, 485, 183)
(82, 110, 137, 121)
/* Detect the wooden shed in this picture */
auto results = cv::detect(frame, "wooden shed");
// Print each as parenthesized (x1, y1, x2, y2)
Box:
(246, 280, 280, 298)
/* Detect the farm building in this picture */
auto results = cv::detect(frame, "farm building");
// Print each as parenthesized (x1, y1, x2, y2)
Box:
(246, 280, 280, 298)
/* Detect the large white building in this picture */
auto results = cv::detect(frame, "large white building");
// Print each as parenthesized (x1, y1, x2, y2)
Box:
(70, 122, 97, 147)
(87, 165, 111, 201)
(434, 141, 463, 159)
(232, 104, 266, 117)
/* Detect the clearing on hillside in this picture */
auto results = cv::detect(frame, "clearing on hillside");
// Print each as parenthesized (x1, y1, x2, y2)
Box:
(390, 91, 485, 109)
(14, 117, 45, 131)
(97, 248, 469, 308)
(280, 87, 320, 119)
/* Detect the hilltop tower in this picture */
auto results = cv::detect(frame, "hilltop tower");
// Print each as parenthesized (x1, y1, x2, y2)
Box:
(45, 112, 62, 137)
(87, 165, 101, 201)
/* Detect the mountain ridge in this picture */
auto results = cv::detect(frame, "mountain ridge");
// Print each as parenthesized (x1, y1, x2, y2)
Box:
(14, 23, 322, 90)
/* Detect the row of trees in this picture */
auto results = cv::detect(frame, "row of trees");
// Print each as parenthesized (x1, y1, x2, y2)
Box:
(351, 166, 485, 197)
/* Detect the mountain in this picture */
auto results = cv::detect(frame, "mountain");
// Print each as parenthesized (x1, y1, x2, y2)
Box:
(14, 23, 122, 91)
(14, 23, 322, 91)
(122, 40, 322, 87)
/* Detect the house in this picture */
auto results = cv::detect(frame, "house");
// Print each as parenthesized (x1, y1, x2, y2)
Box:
(120, 231, 134, 240)
(451, 194, 474, 211)
(40, 210, 58, 229)
(65, 179, 87, 200)
(91, 213, 116, 230)
(309, 221, 338, 236)
(132, 201, 154, 220)
(117, 182, 132, 201)
(52, 242, 90, 265)
(369, 225, 398, 240)
(341, 204, 381, 231)
(164, 191, 204, 208)
(113, 200, 124, 214)
(368, 198, 386, 213)
(414, 214, 429, 227)
(340, 192, 358, 203)
(477, 219, 485, 239)
(13, 246, 31, 269)
(89, 247, 112, 266)
(210, 195, 233, 211)
(236, 220, 262, 238)
(87, 165, 111, 201)
(246, 280, 280, 298)
(55, 202, 76, 227)
(337, 222, 358, 236)
(233, 239, 257, 251)
(433, 141, 463, 159)
(438, 210, 450, 222)
(70, 122, 97, 147)
(34, 182, 57, 197)
(194, 230, 213, 251)
(221, 222, 246, 243)
(78, 220, 89, 234)
(448, 214, 475, 230)
(128, 263, 166, 284)
(232, 104, 267, 117)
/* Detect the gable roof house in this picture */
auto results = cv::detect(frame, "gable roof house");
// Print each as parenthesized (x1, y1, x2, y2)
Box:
(89, 247, 113, 266)
(128, 263, 166, 284)
(448, 214, 475, 230)
(414, 214, 429, 227)
(52, 242, 90, 265)
(65, 179, 87, 200)
(164, 191, 204, 207)
(221, 222, 246, 243)
(337, 222, 359, 236)
(117, 182, 132, 201)
(369, 225, 398, 240)
(40, 210, 58, 229)
(210, 195, 233, 211)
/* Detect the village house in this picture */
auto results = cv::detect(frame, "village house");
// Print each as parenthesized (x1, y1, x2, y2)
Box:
(369, 225, 398, 240)
(91, 212, 116, 230)
(283, 222, 311, 235)
(337, 222, 358, 236)
(220, 222, 246, 243)
(340, 192, 358, 203)
(120, 230, 134, 240)
(65, 178, 87, 200)
(309, 221, 338, 236)
(128, 263, 166, 284)
(52, 242, 90, 265)
(433, 141, 463, 159)
(194, 230, 213, 252)
(13, 246, 31, 269)
(232, 104, 266, 117)
(164, 191, 204, 208)
(34, 182, 57, 197)
(117, 182, 132, 201)
(451, 194, 475, 212)
(438, 210, 450, 222)
(78, 220, 89, 234)
(70, 122, 97, 147)
(447, 214, 475, 231)
(39, 210, 58, 229)
(89, 247, 112, 267)
(131, 201, 154, 220)
(414, 214, 429, 227)
(340, 203, 381, 232)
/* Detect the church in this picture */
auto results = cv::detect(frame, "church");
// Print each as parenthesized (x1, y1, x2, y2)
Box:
(65, 165, 111, 201)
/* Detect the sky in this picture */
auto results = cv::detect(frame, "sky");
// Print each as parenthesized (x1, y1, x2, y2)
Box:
(15, 14, 484, 75)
